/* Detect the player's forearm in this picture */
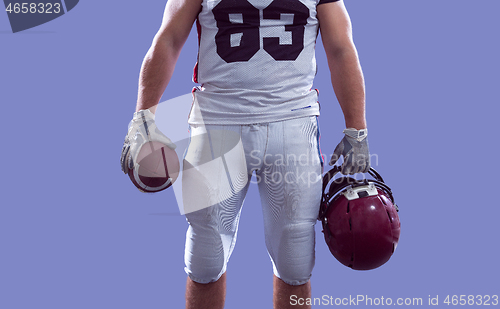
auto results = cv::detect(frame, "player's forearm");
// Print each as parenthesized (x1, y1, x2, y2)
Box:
(135, 39, 180, 113)
(328, 47, 367, 130)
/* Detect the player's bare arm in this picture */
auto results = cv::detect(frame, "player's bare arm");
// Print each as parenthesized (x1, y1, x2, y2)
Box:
(317, 1, 366, 130)
(136, 0, 202, 113)
(121, 0, 200, 177)
(318, 1, 369, 174)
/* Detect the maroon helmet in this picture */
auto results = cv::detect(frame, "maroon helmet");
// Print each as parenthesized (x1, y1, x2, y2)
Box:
(319, 167, 400, 270)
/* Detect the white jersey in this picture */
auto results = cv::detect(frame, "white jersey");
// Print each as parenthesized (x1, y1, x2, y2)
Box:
(188, 0, 339, 125)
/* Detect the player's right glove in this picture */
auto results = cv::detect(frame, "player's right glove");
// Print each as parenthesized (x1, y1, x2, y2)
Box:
(120, 109, 176, 174)
(329, 128, 370, 175)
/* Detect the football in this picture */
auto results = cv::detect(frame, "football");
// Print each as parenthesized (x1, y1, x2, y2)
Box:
(128, 141, 180, 193)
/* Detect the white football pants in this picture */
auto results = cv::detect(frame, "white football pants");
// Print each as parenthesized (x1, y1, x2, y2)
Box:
(182, 116, 323, 285)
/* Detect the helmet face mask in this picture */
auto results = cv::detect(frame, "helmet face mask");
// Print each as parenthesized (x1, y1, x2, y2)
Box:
(319, 167, 401, 270)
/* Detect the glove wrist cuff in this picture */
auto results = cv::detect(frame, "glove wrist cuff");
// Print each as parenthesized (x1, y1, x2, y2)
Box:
(343, 128, 368, 142)
(133, 109, 155, 121)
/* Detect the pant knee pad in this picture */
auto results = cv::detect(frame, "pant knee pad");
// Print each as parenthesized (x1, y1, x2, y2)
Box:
(268, 222, 316, 286)
(185, 263, 226, 284)
(184, 219, 235, 284)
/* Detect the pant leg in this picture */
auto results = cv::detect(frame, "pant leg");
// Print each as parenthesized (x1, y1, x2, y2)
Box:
(183, 124, 251, 283)
(257, 116, 323, 285)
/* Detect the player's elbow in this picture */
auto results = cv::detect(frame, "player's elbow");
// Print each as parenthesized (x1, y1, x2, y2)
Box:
(325, 42, 359, 64)
(325, 36, 356, 55)
(148, 31, 184, 60)
(152, 30, 177, 50)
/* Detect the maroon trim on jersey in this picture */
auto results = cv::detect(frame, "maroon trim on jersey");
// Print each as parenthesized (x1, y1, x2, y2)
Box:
(318, 0, 339, 5)
(193, 18, 202, 84)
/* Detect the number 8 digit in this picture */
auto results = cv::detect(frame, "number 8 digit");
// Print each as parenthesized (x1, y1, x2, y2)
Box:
(213, 0, 260, 63)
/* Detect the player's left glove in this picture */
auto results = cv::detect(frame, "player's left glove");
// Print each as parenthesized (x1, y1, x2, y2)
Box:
(120, 109, 176, 174)
(329, 128, 370, 175)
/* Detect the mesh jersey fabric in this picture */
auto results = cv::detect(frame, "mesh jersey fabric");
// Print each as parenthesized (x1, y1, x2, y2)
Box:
(189, 0, 340, 125)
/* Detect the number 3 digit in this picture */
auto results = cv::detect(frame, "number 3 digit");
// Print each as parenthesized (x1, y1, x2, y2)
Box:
(263, 0, 309, 61)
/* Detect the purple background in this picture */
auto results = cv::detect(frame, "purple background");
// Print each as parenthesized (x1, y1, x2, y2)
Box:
(1, 1, 499, 308)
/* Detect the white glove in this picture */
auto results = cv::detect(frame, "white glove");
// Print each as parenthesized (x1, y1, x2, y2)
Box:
(120, 109, 176, 174)
(329, 128, 370, 175)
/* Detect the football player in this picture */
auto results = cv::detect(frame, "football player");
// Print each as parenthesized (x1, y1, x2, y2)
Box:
(121, 0, 370, 308)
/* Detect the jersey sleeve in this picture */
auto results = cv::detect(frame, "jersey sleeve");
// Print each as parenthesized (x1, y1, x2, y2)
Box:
(318, 0, 339, 5)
